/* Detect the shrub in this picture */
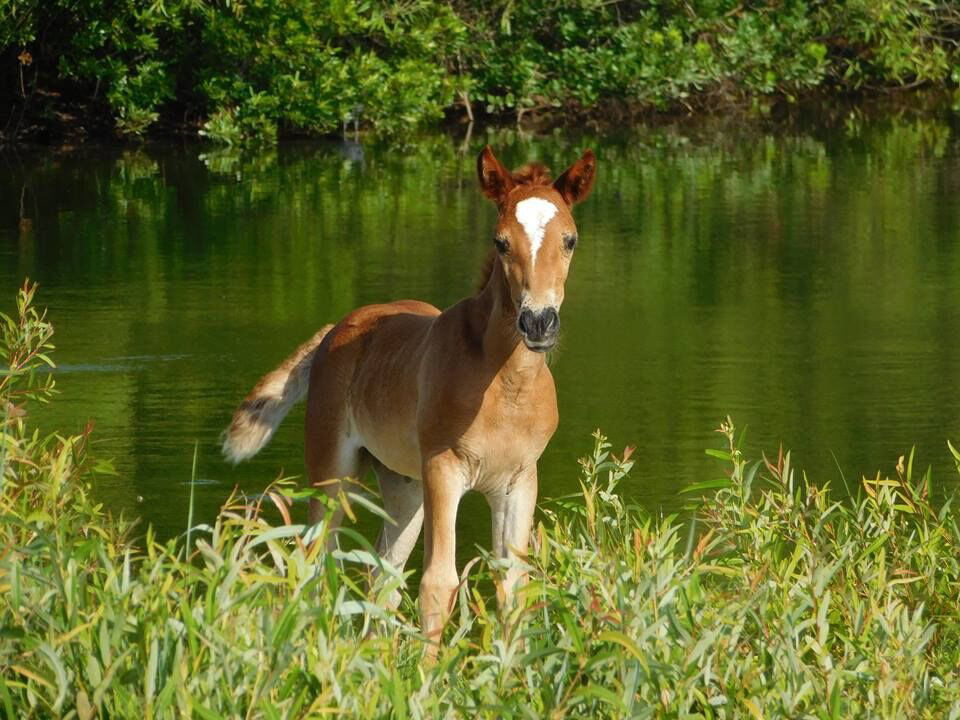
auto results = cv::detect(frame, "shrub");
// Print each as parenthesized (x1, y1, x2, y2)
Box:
(2, 285, 960, 717)
(195, 0, 465, 143)
(3, 1, 960, 142)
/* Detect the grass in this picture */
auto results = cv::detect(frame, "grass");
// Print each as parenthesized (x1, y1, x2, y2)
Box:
(3, 282, 960, 718)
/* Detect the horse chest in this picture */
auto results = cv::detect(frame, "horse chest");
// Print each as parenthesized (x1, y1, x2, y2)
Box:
(489, 384, 556, 442)
(456, 371, 558, 489)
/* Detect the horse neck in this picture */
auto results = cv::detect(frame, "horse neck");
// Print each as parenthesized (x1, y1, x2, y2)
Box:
(472, 258, 546, 377)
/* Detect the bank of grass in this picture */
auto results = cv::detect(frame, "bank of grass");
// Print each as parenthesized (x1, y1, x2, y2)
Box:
(3, 283, 960, 718)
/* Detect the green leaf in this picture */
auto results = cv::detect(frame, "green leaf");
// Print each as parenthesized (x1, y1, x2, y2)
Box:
(247, 524, 307, 548)
(681, 478, 732, 494)
(705, 448, 732, 461)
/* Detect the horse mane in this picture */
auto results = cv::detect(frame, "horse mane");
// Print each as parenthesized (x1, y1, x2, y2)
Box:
(511, 163, 552, 186)
(477, 162, 553, 290)
(477, 249, 498, 292)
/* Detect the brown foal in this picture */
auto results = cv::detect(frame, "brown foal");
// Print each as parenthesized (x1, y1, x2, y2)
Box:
(222, 146, 596, 656)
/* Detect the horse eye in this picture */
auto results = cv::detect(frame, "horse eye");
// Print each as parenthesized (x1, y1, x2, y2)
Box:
(563, 234, 578, 252)
(494, 236, 510, 254)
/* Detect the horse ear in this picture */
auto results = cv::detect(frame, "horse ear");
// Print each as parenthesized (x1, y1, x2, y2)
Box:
(553, 149, 596, 206)
(477, 146, 515, 205)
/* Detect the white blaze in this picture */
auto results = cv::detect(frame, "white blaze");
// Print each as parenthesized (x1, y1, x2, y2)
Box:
(515, 198, 557, 269)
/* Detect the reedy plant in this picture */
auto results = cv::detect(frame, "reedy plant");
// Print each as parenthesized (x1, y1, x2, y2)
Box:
(2, 286, 960, 718)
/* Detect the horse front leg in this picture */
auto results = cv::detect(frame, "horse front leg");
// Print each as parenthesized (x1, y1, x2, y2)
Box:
(419, 454, 464, 661)
(488, 467, 538, 608)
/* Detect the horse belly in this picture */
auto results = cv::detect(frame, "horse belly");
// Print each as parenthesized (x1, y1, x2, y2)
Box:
(354, 410, 422, 480)
(349, 332, 430, 480)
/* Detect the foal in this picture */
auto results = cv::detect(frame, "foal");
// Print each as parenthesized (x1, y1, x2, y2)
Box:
(222, 146, 596, 653)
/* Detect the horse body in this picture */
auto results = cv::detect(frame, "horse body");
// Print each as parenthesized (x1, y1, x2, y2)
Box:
(223, 146, 595, 657)
(306, 300, 438, 483)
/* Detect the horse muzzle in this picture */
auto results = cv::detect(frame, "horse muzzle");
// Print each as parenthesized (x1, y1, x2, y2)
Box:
(518, 307, 560, 352)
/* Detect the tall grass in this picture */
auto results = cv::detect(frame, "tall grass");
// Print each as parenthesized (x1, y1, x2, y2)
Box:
(2, 283, 960, 718)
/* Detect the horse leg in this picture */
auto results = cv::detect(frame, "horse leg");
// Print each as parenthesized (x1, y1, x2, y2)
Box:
(419, 455, 464, 660)
(374, 462, 424, 608)
(487, 468, 538, 608)
(304, 417, 367, 549)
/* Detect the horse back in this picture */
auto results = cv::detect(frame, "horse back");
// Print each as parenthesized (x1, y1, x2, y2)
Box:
(307, 299, 440, 479)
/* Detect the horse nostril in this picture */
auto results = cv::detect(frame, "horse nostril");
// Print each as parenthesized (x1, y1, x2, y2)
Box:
(518, 309, 535, 336)
(519, 308, 559, 340)
(543, 308, 559, 333)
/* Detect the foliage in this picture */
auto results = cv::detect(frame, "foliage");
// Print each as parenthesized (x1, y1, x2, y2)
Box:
(194, 0, 464, 143)
(3, 287, 960, 717)
(455, 0, 829, 114)
(1, 0, 198, 137)
(0, 280, 55, 411)
(1, 0, 463, 143)
(2, 0, 960, 142)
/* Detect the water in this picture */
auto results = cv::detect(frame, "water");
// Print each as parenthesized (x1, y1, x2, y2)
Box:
(3, 110, 960, 565)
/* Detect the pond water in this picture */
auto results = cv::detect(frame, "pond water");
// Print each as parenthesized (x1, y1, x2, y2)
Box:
(3, 109, 960, 567)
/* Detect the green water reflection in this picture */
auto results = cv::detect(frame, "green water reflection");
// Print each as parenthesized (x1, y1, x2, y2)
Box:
(2, 111, 960, 565)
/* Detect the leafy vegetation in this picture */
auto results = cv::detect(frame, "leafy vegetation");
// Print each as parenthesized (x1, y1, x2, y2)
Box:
(2, 0, 960, 143)
(3, 285, 960, 717)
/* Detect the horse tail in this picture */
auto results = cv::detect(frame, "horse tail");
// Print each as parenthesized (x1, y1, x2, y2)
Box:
(221, 325, 334, 464)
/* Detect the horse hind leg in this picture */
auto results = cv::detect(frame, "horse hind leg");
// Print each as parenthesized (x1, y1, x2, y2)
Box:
(303, 335, 371, 539)
(304, 421, 368, 548)
(373, 462, 424, 608)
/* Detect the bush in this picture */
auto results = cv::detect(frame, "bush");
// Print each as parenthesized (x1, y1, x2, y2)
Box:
(195, 0, 464, 143)
(2, 0, 464, 143)
(2, 285, 960, 717)
(3, 1, 960, 142)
